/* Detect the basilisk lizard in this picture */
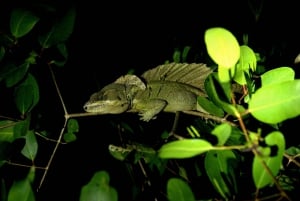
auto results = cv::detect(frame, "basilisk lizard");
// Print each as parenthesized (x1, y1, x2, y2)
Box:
(83, 63, 213, 121)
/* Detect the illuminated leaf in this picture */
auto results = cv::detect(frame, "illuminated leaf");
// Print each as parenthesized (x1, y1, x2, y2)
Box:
(252, 131, 285, 188)
(205, 27, 240, 68)
(158, 139, 213, 159)
(261, 67, 294, 87)
(249, 80, 300, 124)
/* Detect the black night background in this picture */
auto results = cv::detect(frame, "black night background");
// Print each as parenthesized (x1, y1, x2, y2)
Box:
(1, 1, 300, 200)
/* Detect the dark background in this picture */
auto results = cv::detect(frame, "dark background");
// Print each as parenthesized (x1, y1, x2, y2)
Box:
(1, 1, 300, 200)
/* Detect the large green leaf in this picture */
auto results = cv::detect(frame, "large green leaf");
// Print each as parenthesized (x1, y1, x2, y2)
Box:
(204, 150, 238, 199)
(252, 131, 285, 189)
(80, 170, 118, 201)
(167, 178, 195, 201)
(14, 74, 39, 115)
(10, 8, 39, 38)
(38, 6, 76, 48)
(248, 80, 300, 124)
(158, 139, 213, 159)
(8, 179, 35, 201)
(261, 67, 295, 87)
(204, 27, 240, 68)
(21, 131, 38, 160)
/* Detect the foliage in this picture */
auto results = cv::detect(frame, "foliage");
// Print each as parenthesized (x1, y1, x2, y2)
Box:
(0, 3, 300, 201)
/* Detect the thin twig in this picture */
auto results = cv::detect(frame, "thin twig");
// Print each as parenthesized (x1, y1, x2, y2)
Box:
(181, 110, 237, 126)
(37, 64, 69, 190)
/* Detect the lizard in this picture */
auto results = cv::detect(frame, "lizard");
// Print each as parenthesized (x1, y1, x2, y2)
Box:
(83, 62, 213, 122)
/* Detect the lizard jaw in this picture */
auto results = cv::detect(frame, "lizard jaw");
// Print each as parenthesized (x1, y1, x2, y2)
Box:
(83, 100, 129, 114)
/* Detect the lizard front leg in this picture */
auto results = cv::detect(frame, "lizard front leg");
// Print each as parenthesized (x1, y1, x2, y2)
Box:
(133, 99, 167, 121)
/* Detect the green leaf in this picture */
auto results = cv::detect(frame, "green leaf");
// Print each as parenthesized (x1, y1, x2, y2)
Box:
(261, 67, 295, 87)
(217, 66, 234, 83)
(167, 178, 195, 201)
(5, 63, 30, 87)
(211, 123, 231, 146)
(63, 132, 77, 143)
(204, 27, 240, 68)
(38, 6, 76, 48)
(197, 96, 224, 117)
(67, 119, 79, 133)
(0, 120, 15, 142)
(285, 146, 300, 156)
(14, 118, 30, 138)
(21, 131, 38, 160)
(204, 150, 238, 199)
(252, 131, 285, 189)
(172, 49, 181, 63)
(10, 8, 39, 38)
(8, 179, 35, 201)
(205, 74, 240, 117)
(14, 74, 39, 115)
(234, 45, 257, 85)
(248, 80, 300, 124)
(50, 43, 69, 67)
(158, 139, 213, 159)
(182, 46, 191, 62)
(80, 170, 118, 201)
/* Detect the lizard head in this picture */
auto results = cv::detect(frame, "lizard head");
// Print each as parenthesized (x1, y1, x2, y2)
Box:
(83, 83, 130, 114)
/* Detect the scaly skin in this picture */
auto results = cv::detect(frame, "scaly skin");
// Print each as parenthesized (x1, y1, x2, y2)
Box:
(83, 63, 212, 121)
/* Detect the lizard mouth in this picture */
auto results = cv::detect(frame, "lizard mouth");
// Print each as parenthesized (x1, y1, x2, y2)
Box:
(83, 100, 129, 114)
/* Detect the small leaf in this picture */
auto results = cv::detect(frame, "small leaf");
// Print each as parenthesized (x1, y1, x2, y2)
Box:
(285, 146, 300, 156)
(67, 119, 79, 133)
(14, 74, 39, 115)
(49, 44, 69, 67)
(211, 123, 231, 146)
(172, 49, 181, 63)
(261, 67, 295, 87)
(38, 6, 76, 48)
(63, 132, 77, 143)
(204, 27, 240, 68)
(248, 80, 300, 124)
(158, 139, 213, 159)
(252, 131, 285, 189)
(182, 46, 191, 62)
(234, 45, 257, 85)
(10, 8, 39, 38)
(167, 178, 195, 201)
(21, 131, 38, 160)
(80, 170, 118, 201)
(8, 179, 35, 201)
